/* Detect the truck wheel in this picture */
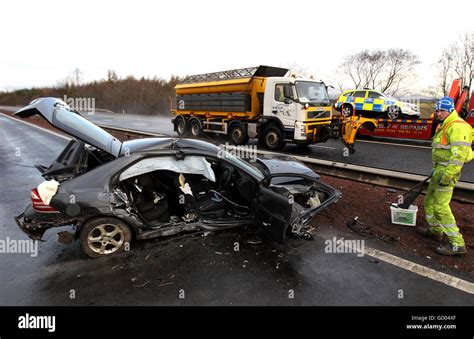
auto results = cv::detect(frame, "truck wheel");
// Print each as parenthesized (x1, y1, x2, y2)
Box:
(228, 122, 249, 145)
(174, 116, 188, 136)
(261, 124, 285, 151)
(80, 217, 132, 258)
(189, 119, 203, 138)
(342, 104, 353, 117)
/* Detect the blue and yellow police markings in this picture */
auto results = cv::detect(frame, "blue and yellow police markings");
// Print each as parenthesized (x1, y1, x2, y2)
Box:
(337, 95, 397, 113)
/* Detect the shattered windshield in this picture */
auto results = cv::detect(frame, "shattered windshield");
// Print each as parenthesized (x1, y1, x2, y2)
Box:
(295, 81, 329, 103)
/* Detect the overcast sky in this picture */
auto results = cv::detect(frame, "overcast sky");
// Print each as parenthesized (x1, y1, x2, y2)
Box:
(0, 0, 472, 92)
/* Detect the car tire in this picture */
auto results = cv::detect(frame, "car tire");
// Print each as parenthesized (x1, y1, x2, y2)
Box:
(342, 104, 353, 117)
(260, 124, 285, 151)
(189, 119, 203, 138)
(80, 217, 132, 258)
(386, 106, 401, 120)
(228, 122, 249, 145)
(174, 116, 188, 136)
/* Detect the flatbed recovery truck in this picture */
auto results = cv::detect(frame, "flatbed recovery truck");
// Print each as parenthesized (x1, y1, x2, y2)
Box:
(171, 65, 376, 152)
(357, 79, 474, 140)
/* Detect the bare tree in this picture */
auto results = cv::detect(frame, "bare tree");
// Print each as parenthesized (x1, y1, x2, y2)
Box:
(341, 51, 370, 89)
(107, 69, 118, 83)
(378, 49, 420, 94)
(432, 32, 473, 101)
(452, 32, 473, 96)
(286, 61, 312, 78)
(67, 68, 83, 87)
(341, 49, 420, 96)
(57, 68, 84, 88)
(436, 48, 454, 96)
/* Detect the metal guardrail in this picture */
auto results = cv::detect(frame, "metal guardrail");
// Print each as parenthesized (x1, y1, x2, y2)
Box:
(98, 124, 474, 204)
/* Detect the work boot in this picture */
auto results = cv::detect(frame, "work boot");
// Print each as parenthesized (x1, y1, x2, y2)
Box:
(435, 244, 467, 256)
(415, 227, 443, 242)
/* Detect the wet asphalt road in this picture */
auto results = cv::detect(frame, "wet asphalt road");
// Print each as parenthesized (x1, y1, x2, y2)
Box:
(1, 113, 473, 306)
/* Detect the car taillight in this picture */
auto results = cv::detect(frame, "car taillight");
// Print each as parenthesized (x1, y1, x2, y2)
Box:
(31, 188, 58, 213)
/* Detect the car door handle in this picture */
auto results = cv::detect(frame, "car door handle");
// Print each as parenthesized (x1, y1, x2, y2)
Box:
(272, 109, 277, 114)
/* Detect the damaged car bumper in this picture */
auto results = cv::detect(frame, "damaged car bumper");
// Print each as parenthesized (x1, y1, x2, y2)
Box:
(290, 182, 342, 235)
(15, 205, 77, 241)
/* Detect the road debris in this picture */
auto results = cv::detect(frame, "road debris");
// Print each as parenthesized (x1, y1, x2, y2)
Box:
(247, 238, 262, 245)
(158, 281, 175, 287)
(133, 281, 149, 288)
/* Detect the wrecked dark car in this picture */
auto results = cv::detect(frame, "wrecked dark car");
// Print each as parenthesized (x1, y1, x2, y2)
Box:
(14, 98, 341, 257)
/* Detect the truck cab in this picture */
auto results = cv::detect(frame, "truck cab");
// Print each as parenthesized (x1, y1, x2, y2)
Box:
(262, 77, 333, 147)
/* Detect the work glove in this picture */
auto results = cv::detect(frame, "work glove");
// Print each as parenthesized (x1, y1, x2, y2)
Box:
(439, 173, 454, 186)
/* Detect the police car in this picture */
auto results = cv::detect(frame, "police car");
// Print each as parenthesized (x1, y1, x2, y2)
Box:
(335, 89, 420, 119)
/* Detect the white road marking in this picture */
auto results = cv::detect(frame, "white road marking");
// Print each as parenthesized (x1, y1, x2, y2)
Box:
(0, 113, 70, 140)
(365, 247, 474, 294)
(331, 237, 474, 294)
(359, 139, 431, 149)
(313, 145, 336, 150)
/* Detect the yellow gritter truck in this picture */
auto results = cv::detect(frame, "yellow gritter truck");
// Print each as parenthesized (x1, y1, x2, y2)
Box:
(172, 65, 376, 152)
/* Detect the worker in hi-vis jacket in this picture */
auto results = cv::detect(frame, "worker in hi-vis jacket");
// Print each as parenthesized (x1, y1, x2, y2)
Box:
(416, 96, 473, 255)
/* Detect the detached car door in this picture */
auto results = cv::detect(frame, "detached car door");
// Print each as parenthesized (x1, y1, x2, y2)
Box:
(255, 185, 292, 244)
(256, 172, 321, 243)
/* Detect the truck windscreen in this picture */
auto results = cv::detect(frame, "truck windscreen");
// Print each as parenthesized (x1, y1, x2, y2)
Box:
(295, 81, 329, 104)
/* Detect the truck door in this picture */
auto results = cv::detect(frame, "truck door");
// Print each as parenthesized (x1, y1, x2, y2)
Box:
(270, 83, 298, 128)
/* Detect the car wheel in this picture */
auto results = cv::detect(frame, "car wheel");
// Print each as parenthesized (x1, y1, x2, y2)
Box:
(342, 104, 353, 117)
(189, 119, 203, 138)
(261, 124, 285, 151)
(174, 116, 188, 136)
(386, 106, 401, 120)
(80, 217, 132, 258)
(228, 122, 249, 145)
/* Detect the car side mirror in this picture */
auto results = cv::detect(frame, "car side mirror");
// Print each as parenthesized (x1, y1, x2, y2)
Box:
(284, 98, 293, 104)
